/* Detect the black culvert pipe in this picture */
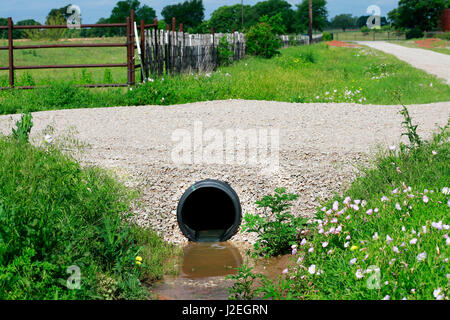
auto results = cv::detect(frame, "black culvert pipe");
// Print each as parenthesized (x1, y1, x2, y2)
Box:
(177, 179, 242, 242)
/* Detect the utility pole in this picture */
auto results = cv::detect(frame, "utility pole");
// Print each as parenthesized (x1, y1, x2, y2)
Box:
(241, 0, 244, 31)
(309, 0, 313, 45)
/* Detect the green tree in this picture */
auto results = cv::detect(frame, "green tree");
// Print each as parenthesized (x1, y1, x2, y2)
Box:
(161, 0, 205, 30)
(14, 19, 41, 39)
(388, 0, 450, 31)
(0, 18, 8, 39)
(109, 0, 140, 23)
(209, 4, 254, 32)
(246, 16, 281, 58)
(295, 0, 328, 32)
(330, 14, 357, 31)
(250, 0, 296, 33)
(45, 11, 67, 40)
(47, 4, 73, 21)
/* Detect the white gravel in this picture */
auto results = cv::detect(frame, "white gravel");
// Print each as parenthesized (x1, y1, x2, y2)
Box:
(357, 41, 450, 85)
(0, 100, 449, 245)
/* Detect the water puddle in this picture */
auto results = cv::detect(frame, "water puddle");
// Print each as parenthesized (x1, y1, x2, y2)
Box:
(150, 241, 292, 300)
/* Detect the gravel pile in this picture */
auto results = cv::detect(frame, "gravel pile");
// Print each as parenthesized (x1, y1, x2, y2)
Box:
(0, 100, 448, 245)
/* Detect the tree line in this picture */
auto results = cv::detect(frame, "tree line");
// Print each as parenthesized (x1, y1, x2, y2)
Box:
(1, 0, 448, 39)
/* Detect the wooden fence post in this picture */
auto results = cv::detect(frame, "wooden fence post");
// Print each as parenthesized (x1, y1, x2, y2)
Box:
(8, 17, 14, 88)
(130, 10, 135, 85)
(140, 19, 146, 79)
(126, 17, 131, 85)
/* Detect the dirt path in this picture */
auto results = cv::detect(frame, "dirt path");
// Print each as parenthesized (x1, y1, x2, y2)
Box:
(357, 41, 450, 85)
(0, 100, 448, 245)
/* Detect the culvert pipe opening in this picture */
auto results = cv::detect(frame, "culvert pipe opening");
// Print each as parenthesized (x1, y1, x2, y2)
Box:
(177, 179, 242, 242)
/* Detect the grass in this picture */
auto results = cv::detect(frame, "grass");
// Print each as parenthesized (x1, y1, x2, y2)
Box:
(332, 31, 406, 41)
(389, 39, 450, 55)
(241, 113, 449, 300)
(0, 37, 132, 85)
(0, 118, 180, 299)
(0, 42, 449, 115)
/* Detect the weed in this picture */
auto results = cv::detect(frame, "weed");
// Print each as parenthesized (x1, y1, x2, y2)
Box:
(11, 112, 33, 143)
(242, 188, 307, 257)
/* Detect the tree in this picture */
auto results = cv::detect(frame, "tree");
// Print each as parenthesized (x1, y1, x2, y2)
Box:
(0, 18, 8, 39)
(295, 0, 328, 32)
(388, 0, 450, 31)
(109, 0, 140, 23)
(93, 0, 156, 37)
(330, 14, 357, 31)
(136, 5, 156, 23)
(14, 19, 41, 39)
(47, 4, 73, 21)
(209, 4, 254, 32)
(246, 17, 281, 58)
(161, 0, 205, 30)
(250, 0, 296, 33)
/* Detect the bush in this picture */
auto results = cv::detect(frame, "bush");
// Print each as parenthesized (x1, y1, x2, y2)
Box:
(0, 116, 179, 299)
(322, 32, 332, 41)
(406, 27, 424, 39)
(217, 35, 234, 66)
(234, 110, 450, 300)
(361, 26, 370, 34)
(242, 188, 307, 257)
(437, 31, 450, 40)
(246, 22, 281, 59)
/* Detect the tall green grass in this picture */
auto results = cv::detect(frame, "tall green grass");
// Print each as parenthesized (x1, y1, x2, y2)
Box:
(244, 116, 449, 300)
(1, 43, 449, 115)
(0, 123, 180, 299)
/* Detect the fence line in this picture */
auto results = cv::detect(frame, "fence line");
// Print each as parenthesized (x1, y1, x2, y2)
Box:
(143, 29, 246, 76)
(333, 31, 406, 41)
(0, 9, 154, 90)
(279, 34, 323, 47)
(143, 28, 323, 76)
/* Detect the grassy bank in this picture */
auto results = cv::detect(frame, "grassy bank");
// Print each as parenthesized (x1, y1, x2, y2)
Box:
(0, 117, 180, 299)
(1, 43, 449, 115)
(389, 39, 450, 55)
(239, 112, 449, 300)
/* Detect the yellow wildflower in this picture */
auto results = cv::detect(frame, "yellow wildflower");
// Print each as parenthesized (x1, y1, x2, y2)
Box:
(350, 245, 358, 251)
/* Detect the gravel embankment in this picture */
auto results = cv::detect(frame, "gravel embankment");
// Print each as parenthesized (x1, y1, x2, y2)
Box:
(357, 41, 450, 85)
(0, 100, 448, 245)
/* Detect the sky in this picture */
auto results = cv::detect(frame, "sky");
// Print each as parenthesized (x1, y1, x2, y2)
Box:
(0, 0, 400, 24)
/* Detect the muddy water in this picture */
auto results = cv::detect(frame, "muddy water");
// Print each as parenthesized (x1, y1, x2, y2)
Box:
(150, 241, 292, 300)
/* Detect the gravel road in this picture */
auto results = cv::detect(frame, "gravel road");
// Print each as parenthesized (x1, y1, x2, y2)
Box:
(357, 41, 450, 85)
(0, 100, 448, 245)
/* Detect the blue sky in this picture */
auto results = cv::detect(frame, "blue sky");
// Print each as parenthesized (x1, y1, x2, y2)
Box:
(0, 0, 399, 24)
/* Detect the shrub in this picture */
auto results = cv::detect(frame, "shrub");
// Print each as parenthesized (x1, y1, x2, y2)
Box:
(361, 26, 370, 34)
(406, 27, 424, 39)
(0, 119, 180, 299)
(11, 112, 33, 143)
(241, 188, 307, 257)
(322, 32, 332, 41)
(246, 22, 281, 59)
(234, 110, 450, 300)
(217, 35, 234, 66)
(437, 31, 450, 40)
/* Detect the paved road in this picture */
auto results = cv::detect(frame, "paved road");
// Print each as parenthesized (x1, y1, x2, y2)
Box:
(357, 41, 450, 85)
